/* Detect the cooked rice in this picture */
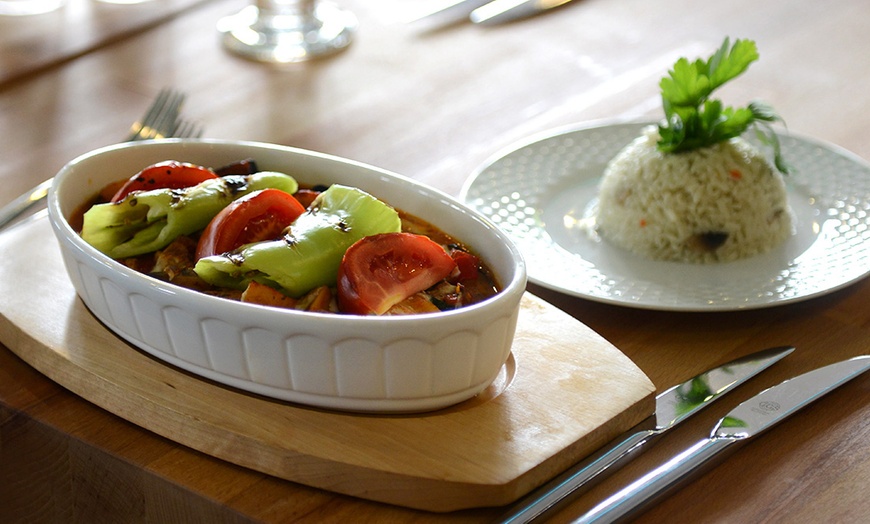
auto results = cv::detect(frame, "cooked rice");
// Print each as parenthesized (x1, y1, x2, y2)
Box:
(594, 126, 793, 263)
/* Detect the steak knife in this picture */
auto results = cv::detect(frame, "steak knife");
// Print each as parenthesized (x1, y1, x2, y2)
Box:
(574, 355, 870, 523)
(496, 345, 794, 523)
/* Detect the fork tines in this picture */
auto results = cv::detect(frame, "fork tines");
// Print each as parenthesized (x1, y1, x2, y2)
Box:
(127, 88, 190, 142)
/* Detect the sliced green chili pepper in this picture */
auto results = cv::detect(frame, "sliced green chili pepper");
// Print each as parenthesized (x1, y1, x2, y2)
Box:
(194, 184, 401, 297)
(81, 172, 298, 259)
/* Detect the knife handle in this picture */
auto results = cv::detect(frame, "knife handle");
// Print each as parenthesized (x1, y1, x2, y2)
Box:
(572, 436, 739, 524)
(0, 178, 51, 231)
(496, 428, 660, 523)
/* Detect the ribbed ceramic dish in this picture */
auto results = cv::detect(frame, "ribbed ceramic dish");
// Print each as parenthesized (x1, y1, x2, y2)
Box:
(48, 139, 527, 413)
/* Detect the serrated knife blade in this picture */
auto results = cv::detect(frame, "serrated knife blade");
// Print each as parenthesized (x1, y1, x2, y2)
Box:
(574, 355, 870, 524)
(496, 345, 794, 523)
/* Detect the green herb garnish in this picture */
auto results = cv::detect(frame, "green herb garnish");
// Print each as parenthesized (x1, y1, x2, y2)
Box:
(657, 37, 789, 173)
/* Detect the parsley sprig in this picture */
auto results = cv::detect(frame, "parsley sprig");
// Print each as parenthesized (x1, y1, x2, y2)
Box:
(657, 38, 789, 173)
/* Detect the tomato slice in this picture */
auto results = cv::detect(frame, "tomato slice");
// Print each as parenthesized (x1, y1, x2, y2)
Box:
(292, 188, 321, 209)
(337, 232, 457, 315)
(195, 189, 306, 260)
(448, 248, 480, 283)
(111, 161, 218, 202)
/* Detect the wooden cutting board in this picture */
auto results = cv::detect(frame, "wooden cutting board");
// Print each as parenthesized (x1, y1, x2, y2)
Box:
(0, 215, 655, 512)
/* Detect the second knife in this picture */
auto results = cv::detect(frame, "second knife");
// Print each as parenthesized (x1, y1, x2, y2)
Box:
(574, 354, 870, 523)
(496, 345, 795, 523)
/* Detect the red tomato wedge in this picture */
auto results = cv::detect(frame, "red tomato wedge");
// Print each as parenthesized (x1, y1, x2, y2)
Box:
(291, 188, 321, 209)
(448, 249, 480, 282)
(195, 189, 306, 260)
(337, 232, 457, 315)
(111, 161, 218, 202)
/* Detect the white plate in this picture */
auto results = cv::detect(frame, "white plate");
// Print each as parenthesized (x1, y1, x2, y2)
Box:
(460, 121, 870, 311)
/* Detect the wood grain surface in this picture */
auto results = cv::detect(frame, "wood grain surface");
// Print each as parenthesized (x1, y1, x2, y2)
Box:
(2, 0, 870, 522)
(0, 0, 215, 88)
(0, 216, 655, 513)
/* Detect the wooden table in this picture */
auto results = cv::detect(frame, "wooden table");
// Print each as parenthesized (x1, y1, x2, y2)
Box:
(2, 0, 870, 521)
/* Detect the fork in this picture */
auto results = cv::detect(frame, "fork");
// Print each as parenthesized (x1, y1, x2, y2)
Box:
(0, 89, 203, 231)
(126, 88, 189, 141)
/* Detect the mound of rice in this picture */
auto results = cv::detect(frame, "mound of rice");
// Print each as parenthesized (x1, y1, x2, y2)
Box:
(594, 126, 793, 263)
